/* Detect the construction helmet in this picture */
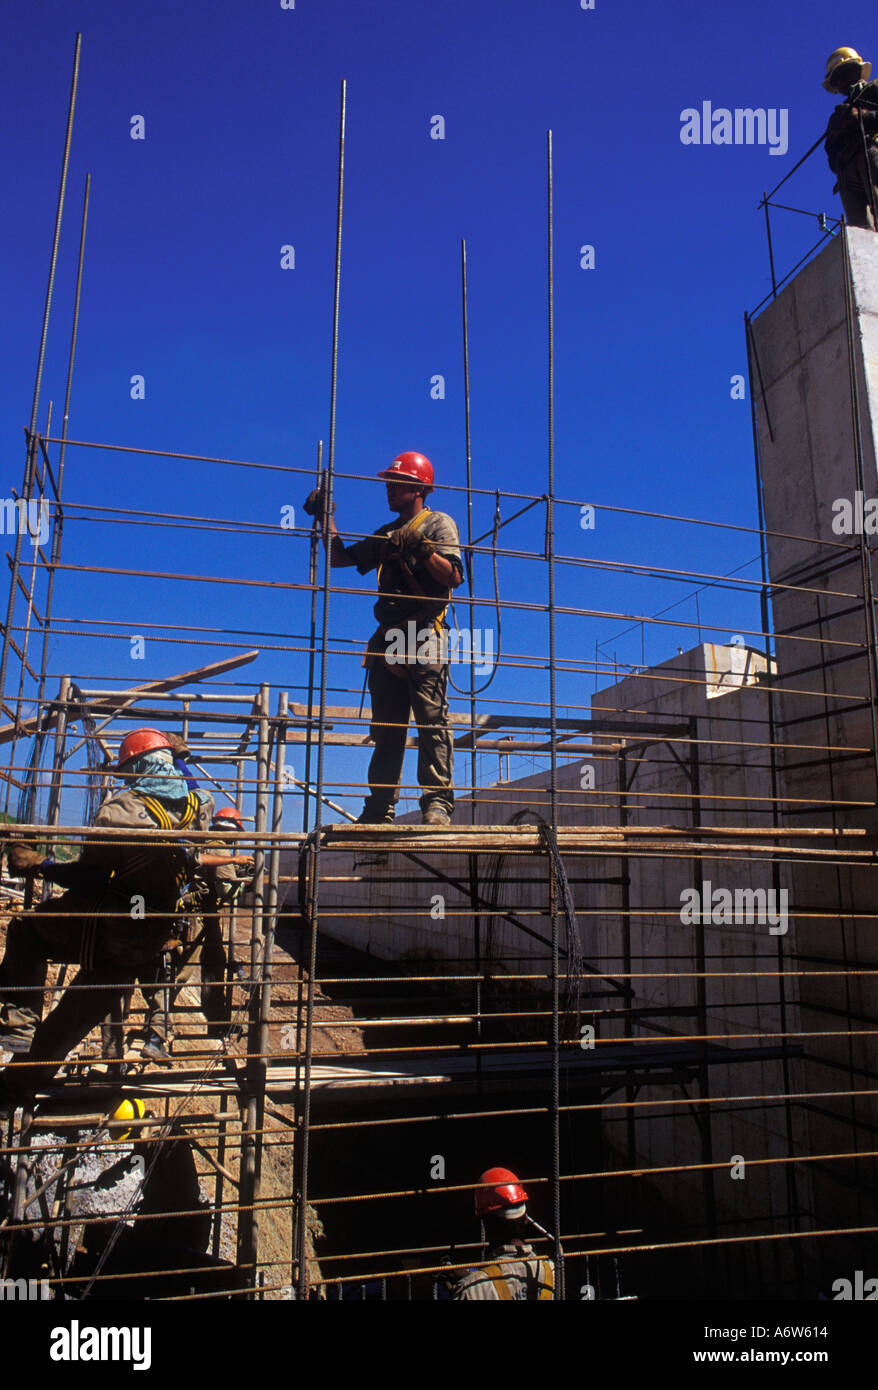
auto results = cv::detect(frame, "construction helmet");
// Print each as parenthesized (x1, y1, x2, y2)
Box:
(377, 452, 434, 494)
(116, 728, 172, 769)
(109, 1096, 146, 1142)
(823, 47, 871, 91)
(212, 805, 245, 829)
(475, 1167, 529, 1219)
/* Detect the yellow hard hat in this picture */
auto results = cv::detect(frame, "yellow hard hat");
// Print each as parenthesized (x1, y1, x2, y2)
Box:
(823, 47, 871, 92)
(108, 1096, 146, 1142)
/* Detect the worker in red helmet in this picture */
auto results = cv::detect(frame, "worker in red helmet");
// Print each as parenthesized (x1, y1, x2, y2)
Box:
(822, 47, 878, 229)
(0, 727, 222, 1092)
(452, 1168, 555, 1301)
(304, 452, 464, 826)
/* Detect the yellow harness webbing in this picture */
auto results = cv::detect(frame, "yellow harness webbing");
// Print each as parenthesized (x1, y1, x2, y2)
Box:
(375, 507, 450, 636)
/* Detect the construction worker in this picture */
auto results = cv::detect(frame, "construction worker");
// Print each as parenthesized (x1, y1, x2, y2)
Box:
(305, 452, 464, 826)
(101, 748, 252, 1065)
(823, 47, 878, 230)
(0, 729, 224, 1099)
(452, 1167, 555, 1301)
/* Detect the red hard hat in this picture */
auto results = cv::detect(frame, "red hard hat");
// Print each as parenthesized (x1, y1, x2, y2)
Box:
(213, 805, 245, 828)
(475, 1167, 528, 1218)
(377, 452, 434, 494)
(116, 728, 172, 769)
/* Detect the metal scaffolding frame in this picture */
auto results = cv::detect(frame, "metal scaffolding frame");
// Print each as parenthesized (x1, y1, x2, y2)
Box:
(1, 35, 878, 1302)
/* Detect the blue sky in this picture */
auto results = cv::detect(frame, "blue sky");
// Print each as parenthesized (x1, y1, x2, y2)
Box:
(2, 1, 871, 820)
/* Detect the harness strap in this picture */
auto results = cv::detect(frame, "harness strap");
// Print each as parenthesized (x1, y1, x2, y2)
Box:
(483, 1263, 514, 1300)
(376, 508, 451, 635)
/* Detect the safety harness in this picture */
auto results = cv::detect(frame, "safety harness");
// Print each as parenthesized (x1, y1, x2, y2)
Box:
(469, 1258, 555, 1300)
(365, 507, 453, 674)
(106, 790, 201, 902)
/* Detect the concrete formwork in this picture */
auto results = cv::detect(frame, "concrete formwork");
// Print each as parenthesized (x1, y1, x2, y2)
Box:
(749, 225, 878, 1270)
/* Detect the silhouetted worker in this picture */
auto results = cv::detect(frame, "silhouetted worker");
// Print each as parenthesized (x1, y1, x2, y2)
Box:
(453, 1167, 555, 1300)
(305, 452, 463, 826)
(823, 47, 878, 229)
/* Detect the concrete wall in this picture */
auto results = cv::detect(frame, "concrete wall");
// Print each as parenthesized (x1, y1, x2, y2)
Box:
(749, 226, 878, 1269)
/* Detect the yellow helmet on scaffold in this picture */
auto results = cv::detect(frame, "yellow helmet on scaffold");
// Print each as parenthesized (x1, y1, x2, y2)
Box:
(823, 47, 871, 92)
(108, 1096, 146, 1142)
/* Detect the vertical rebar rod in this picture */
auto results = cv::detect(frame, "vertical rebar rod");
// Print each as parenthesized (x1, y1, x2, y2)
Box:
(688, 717, 718, 1282)
(0, 34, 81, 712)
(462, 239, 484, 1083)
(38, 173, 91, 710)
(302, 440, 323, 833)
(43, 676, 71, 884)
(12, 402, 51, 725)
(618, 747, 636, 1174)
(215, 759, 246, 1258)
(236, 682, 271, 1291)
(546, 128, 563, 1296)
(296, 76, 346, 1301)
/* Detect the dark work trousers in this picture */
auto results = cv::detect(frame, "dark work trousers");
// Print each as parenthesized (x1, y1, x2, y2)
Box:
(837, 144, 878, 228)
(0, 893, 171, 1098)
(143, 908, 227, 1039)
(364, 658, 454, 818)
(100, 909, 227, 1053)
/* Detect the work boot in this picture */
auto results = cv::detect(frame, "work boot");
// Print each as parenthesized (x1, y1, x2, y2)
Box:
(422, 807, 451, 826)
(357, 804, 395, 824)
(140, 1031, 173, 1065)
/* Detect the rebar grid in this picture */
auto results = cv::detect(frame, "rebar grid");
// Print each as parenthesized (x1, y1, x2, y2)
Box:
(2, 47, 878, 1305)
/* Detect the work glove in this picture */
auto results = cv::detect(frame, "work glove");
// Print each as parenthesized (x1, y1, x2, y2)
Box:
(303, 483, 335, 520)
(166, 732, 192, 760)
(381, 528, 432, 564)
(7, 844, 44, 876)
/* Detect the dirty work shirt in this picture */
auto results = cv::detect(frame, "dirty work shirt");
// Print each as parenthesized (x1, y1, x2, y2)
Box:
(453, 1241, 555, 1301)
(80, 785, 215, 910)
(346, 509, 463, 653)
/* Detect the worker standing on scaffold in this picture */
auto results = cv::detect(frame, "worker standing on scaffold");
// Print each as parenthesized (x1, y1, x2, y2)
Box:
(304, 452, 464, 826)
(823, 47, 878, 229)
